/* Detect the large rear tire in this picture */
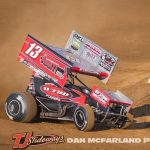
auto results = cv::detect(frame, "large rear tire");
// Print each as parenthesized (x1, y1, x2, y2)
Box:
(5, 92, 37, 122)
(74, 104, 95, 131)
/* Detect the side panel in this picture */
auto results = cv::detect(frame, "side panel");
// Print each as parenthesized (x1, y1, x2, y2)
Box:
(90, 86, 110, 108)
(27, 76, 86, 106)
(18, 35, 73, 87)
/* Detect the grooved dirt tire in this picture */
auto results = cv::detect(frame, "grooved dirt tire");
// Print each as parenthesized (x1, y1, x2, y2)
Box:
(5, 92, 37, 122)
(74, 104, 95, 131)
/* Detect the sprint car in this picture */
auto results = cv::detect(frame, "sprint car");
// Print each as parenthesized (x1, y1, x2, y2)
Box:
(5, 31, 133, 131)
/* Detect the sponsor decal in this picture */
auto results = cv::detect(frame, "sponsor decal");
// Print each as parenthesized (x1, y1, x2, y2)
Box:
(71, 33, 84, 51)
(73, 33, 84, 43)
(65, 55, 81, 63)
(82, 50, 97, 62)
(71, 40, 80, 51)
(40, 83, 72, 99)
(90, 87, 110, 108)
(85, 42, 103, 56)
(85, 42, 116, 72)
(12, 132, 64, 149)
(99, 53, 116, 72)
(40, 54, 65, 79)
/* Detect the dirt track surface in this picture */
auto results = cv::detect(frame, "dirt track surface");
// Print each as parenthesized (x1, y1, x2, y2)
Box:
(0, 0, 150, 149)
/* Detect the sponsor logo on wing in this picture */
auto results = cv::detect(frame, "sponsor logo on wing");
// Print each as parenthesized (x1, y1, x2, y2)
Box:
(73, 33, 84, 42)
(40, 54, 65, 79)
(85, 42, 103, 56)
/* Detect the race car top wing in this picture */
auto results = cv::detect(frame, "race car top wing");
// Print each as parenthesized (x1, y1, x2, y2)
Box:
(17, 35, 73, 87)
(64, 31, 118, 84)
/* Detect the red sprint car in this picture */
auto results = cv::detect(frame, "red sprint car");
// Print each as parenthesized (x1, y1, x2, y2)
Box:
(5, 31, 133, 131)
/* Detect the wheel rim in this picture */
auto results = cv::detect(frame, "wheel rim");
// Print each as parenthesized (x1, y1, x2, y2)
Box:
(75, 110, 86, 128)
(8, 100, 20, 116)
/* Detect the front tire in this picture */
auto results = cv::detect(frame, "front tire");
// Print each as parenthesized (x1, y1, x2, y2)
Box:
(5, 92, 37, 122)
(74, 104, 95, 131)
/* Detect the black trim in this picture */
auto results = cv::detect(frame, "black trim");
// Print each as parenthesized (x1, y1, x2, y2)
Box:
(27, 34, 73, 66)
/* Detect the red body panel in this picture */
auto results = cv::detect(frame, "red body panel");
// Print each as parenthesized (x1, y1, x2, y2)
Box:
(70, 89, 86, 105)
(90, 86, 110, 108)
(39, 82, 86, 105)
(18, 35, 72, 87)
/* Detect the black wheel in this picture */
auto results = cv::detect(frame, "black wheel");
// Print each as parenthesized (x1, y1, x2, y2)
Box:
(5, 92, 37, 122)
(74, 104, 95, 131)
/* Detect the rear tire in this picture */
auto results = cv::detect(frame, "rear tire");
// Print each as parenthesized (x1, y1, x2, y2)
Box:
(5, 92, 37, 122)
(74, 104, 95, 131)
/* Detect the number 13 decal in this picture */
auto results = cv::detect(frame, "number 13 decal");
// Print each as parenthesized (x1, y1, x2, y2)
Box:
(25, 43, 43, 59)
